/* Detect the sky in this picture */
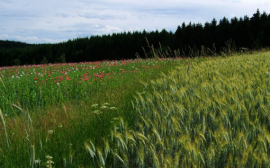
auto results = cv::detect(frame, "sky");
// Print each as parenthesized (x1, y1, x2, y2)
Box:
(0, 0, 269, 44)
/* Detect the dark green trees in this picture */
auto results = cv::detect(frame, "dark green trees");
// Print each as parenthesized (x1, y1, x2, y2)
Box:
(0, 9, 270, 66)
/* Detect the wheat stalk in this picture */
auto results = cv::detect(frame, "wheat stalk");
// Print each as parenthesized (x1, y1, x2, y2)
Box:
(0, 108, 9, 148)
(0, 76, 6, 89)
(30, 145, 35, 168)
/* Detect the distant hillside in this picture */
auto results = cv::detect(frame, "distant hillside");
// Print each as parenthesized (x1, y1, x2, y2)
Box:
(0, 40, 32, 49)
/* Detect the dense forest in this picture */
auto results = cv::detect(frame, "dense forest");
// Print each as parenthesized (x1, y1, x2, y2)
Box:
(0, 9, 270, 66)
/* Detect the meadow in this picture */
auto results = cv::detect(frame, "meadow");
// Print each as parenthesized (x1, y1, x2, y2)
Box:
(1, 49, 270, 167)
(0, 53, 185, 167)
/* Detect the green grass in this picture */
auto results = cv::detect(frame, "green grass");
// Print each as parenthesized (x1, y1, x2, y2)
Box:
(1, 49, 270, 167)
(0, 56, 185, 167)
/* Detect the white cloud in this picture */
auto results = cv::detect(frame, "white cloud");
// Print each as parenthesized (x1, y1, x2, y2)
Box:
(0, 34, 9, 39)
(0, 0, 269, 43)
(0, 34, 65, 43)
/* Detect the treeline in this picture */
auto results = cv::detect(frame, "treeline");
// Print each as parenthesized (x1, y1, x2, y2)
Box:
(0, 9, 270, 66)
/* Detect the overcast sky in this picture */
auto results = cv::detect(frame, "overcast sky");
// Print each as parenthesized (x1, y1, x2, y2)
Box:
(0, 0, 269, 44)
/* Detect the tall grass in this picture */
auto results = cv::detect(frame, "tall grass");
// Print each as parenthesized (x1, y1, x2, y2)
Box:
(82, 51, 270, 167)
(0, 50, 184, 167)
(1, 45, 270, 167)
(0, 108, 9, 149)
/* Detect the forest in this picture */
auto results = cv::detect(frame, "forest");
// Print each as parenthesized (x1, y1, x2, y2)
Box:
(0, 9, 270, 66)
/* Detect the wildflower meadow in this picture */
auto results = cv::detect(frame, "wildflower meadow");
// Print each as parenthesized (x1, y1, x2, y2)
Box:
(0, 56, 184, 167)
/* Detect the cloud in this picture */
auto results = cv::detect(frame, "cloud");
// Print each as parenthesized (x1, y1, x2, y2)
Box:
(0, 0, 269, 43)
(0, 34, 64, 43)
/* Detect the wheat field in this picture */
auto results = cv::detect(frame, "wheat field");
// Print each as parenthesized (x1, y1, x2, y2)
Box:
(86, 51, 270, 167)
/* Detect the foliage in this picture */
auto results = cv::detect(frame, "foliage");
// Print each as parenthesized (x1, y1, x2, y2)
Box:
(0, 9, 270, 66)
